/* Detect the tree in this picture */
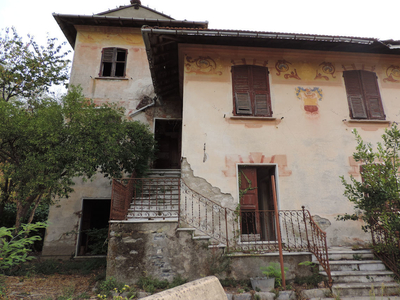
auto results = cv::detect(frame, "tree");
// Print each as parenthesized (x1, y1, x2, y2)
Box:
(338, 124, 400, 232)
(0, 86, 156, 229)
(0, 27, 70, 102)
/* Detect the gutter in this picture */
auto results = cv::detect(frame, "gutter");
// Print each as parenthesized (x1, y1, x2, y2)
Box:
(129, 97, 156, 117)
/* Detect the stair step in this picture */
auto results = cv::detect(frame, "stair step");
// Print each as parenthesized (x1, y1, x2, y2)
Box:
(327, 249, 374, 261)
(332, 282, 400, 297)
(321, 270, 395, 283)
(147, 169, 181, 178)
(320, 260, 386, 271)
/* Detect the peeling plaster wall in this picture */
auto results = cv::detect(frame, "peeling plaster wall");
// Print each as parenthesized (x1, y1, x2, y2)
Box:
(179, 44, 400, 247)
(43, 25, 180, 257)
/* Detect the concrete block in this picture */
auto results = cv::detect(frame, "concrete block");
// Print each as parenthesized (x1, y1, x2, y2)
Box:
(256, 292, 276, 300)
(300, 288, 330, 299)
(276, 290, 295, 300)
(141, 276, 228, 300)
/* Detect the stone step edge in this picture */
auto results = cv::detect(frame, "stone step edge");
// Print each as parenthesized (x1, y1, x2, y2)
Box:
(316, 260, 384, 265)
(332, 282, 400, 289)
(321, 270, 394, 276)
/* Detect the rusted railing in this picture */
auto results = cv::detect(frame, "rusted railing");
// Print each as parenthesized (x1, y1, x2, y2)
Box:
(126, 177, 180, 220)
(302, 206, 332, 287)
(370, 217, 400, 277)
(110, 178, 135, 220)
(110, 177, 332, 285)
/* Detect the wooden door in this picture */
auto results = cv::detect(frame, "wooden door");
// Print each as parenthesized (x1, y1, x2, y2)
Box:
(239, 167, 261, 236)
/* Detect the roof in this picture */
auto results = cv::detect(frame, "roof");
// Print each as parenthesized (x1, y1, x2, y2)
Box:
(141, 26, 400, 101)
(53, 4, 208, 48)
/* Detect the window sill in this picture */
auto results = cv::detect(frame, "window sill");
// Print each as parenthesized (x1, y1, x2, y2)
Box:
(94, 77, 129, 80)
(343, 119, 391, 124)
(230, 116, 277, 121)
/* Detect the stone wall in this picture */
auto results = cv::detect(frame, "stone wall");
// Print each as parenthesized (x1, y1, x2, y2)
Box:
(107, 221, 312, 285)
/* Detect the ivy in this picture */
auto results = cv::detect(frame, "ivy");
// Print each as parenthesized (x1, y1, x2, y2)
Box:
(238, 170, 257, 200)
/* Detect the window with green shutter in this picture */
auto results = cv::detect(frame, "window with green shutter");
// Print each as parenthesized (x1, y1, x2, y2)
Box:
(232, 65, 272, 117)
(343, 70, 385, 120)
(99, 48, 127, 77)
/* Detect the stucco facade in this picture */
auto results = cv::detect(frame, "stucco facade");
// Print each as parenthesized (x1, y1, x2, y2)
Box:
(178, 44, 399, 246)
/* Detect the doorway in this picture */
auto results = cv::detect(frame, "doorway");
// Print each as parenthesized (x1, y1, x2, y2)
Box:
(77, 199, 110, 256)
(238, 165, 277, 242)
(154, 119, 182, 169)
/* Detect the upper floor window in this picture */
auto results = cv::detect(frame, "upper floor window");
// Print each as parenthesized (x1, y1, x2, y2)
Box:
(232, 65, 272, 117)
(343, 70, 385, 120)
(100, 48, 127, 77)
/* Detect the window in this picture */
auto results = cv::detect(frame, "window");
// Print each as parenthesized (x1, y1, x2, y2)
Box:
(99, 48, 127, 77)
(232, 65, 272, 117)
(343, 70, 385, 120)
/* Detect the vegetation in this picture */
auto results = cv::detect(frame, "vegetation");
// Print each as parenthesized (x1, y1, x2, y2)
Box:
(0, 222, 47, 274)
(338, 124, 400, 232)
(260, 262, 288, 288)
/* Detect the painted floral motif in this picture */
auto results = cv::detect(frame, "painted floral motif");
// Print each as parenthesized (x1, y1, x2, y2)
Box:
(275, 60, 301, 80)
(295, 87, 323, 114)
(185, 56, 222, 75)
(383, 65, 400, 83)
(315, 62, 336, 80)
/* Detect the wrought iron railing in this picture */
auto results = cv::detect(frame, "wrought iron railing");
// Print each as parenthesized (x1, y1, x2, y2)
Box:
(110, 177, 332, 285)
(124, 177, 181, 220)
(370, 216, 400, 277)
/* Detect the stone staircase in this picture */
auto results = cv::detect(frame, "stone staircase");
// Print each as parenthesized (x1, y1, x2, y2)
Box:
(317, 247, 399, 297)
(126, 169, 181, 221)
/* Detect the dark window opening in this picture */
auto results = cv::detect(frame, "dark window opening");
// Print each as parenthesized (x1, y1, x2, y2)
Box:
(343, 70, 385, 120)
(100, 48, 127, 78)
(239, 165, 277, 242)
(77, 199, 110, 256)
(153, 119, 182, 169)
(232, 65, 272, 117)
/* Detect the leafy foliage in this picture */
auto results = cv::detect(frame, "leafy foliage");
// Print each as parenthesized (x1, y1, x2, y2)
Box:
(0, 86, 156, 228)
(260, 262, 288, 288)
(0, 27, 70, 102)
(0, 222, 47, 273)
(86, 228, 109, 255)
(338, 124, 400, 232)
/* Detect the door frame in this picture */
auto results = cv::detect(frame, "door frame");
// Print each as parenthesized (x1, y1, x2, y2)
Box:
(236, 163, 281, 243)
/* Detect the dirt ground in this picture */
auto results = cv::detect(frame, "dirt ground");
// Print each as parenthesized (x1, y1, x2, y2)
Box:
(3, 274, 98, 300)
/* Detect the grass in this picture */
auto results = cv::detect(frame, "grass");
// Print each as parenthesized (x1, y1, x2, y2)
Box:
(8, 258, 106, 276)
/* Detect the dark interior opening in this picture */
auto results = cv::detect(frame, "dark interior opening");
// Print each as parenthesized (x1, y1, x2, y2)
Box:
(77, 199, 110, 256)
(153, 119, 182, 169)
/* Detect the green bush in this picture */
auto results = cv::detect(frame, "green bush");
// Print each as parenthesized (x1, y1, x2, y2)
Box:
(0, 222, 47, 274)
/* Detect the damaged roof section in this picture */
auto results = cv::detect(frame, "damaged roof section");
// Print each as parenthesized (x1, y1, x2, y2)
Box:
(141, 26, 400, 102)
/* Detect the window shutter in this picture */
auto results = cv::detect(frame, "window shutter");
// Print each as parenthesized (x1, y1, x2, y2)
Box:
(252, 67, 271, 116)
(233, 66, 252, 115)
(343, 71, 368, 119)
(102, 48, 115, 62)
(360, 71, 385, 120)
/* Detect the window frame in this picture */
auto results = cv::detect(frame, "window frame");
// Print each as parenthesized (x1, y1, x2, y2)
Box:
(343, 70, 385, 120)
(232, 65, 272, 117)
(99, 47, 128, 78)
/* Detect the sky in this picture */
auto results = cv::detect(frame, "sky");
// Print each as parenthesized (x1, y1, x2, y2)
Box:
(0, 0, 399, 52)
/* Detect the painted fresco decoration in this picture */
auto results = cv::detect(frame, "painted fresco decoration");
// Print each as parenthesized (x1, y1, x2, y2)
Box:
(231, 58, 268, 67)
(185, 55, 222, 75)
(383, 65, 400, 83)
(295, 87, 323, 113)
(342, 64, 375, 72)
(314, 62, 336, 80)
(275, 59, 301, 80)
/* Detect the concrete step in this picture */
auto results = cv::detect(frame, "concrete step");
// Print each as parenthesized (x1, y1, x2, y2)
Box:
(321, 260, 386, 272)
(321, 270, 395, 283)
(147, 169, 181, 177)
(332, 282, 400, 297)
(327, 249, 374, 261)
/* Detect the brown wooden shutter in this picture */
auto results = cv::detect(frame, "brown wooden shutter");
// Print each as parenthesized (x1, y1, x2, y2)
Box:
(360, 71, 385, 120)
(252, 66, 271, 116)
(102, 48, 115, 62)
(343, 71, 368, 119)
(233, 66, 252, 115)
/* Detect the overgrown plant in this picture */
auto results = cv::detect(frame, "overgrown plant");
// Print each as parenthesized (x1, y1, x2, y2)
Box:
(260, 262, 288, 288)
(338, 124, 400, 232)
(0, 222, 47, 273)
